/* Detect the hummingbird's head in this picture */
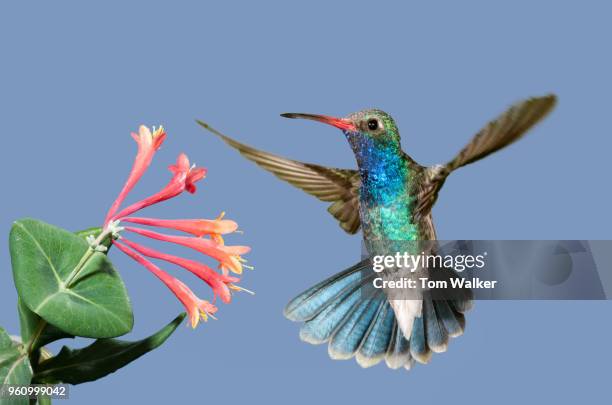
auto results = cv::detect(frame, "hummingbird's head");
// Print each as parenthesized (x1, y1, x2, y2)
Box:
(281, 109, 401, 154)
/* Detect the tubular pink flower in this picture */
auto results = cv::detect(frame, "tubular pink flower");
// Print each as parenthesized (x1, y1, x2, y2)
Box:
(168, 152, 207, 194)
(104, 125, 166, 225)
(111, 153, 207, 221)
(120, 237, 240, 303)
(114, 240, 217, 328)
(125, 226, 250, 274)
(101, 126, 252, 328)
(121, 215, 239, 239)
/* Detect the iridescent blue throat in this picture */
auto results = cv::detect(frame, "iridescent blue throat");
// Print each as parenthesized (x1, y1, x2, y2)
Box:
(344, 131, 418, 241)
(345, 132, 407, 204)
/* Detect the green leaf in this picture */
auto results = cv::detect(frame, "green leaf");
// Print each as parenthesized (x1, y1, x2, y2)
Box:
(0, 328, 32, 405)
(17, 299, 72, 352)
(10, 218, 133, 339)
(33, 313, 186, 385)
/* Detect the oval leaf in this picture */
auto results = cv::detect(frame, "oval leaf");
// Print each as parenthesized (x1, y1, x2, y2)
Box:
(10, 218, 133, 338)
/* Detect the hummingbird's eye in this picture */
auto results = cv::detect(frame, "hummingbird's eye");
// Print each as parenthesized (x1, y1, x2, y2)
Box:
(367, 119, 379, 131)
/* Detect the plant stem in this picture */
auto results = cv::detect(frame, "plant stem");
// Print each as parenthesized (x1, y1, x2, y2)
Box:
(26, 319, 47, 354)
(64, 228, 112, 288)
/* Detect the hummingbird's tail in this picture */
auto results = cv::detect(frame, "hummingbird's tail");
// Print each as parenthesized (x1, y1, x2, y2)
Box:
(284, 260, 472, 370)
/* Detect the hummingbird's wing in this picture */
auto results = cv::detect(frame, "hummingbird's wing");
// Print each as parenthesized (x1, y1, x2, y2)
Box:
(196, 120, 362, 234)
(413, 94, 557, 221)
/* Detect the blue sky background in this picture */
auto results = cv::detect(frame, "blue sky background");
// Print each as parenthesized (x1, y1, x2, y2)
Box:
(1, 1, 610, 404)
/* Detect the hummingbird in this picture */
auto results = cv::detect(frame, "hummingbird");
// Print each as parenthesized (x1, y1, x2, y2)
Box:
(197, 94, 557, 370)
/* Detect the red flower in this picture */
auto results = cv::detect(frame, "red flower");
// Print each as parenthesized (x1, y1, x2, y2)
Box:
(120, 238, 241, 304)
(115, 241, 217, 328)
(111, 153, 206, 221)
(96, 125, 251, 328)
(104, 125, 166, 226)
(125, 226, 250, 275)
(121, 214, 238, 242)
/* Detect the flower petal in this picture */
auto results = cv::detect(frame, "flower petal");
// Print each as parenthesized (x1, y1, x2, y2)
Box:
(121, 217, 239, 237)
(125, 226, 250, 274)
(120, 237, 240, 303)
(186, 167, 206, 194)
(114, 240, 217, 328)
(104, 125, 166, 225)
(111, 154, 206, 221)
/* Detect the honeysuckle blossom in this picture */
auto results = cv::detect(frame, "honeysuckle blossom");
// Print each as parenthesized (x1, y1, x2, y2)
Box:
(111, 153, 207, 221)
(114, 240, 217, 328)
(124, 226, 251, 274)
(97, 124, 251, 328)
(121, 214, 238, 243)
(104, 125, 166, 226)
(119, 237, 242, 304)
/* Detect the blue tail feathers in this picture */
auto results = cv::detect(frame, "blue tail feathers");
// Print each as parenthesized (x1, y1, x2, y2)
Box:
(284, 260, 472, 370)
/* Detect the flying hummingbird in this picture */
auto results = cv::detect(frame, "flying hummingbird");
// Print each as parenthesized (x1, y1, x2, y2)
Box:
(197, 94, 557, 370)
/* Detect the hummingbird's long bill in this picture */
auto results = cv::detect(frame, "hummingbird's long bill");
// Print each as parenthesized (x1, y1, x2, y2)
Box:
(281, 112, 357, 132)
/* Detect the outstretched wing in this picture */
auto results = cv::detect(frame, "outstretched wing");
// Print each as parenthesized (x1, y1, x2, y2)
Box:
(196, 120, 361, 234)
(413, 94, 557, 221)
